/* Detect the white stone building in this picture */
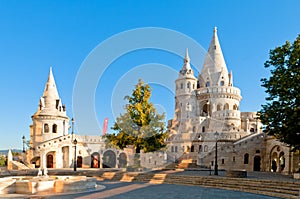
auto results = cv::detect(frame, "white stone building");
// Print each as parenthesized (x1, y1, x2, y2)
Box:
(24, 68, 129, 169)
(19, 28, 299, 173)
(167, 27, 299, 173)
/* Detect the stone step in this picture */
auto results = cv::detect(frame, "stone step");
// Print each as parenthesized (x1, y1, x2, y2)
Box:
(99, 172, 300, 199)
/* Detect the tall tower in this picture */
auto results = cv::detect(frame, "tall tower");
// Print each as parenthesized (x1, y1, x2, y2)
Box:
(30, 68, 69, 147)
(173, 49, 198, 133)
(197, 27, 242, 132)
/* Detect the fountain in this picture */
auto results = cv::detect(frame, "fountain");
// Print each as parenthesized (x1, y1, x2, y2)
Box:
(0, 169, 101, 196)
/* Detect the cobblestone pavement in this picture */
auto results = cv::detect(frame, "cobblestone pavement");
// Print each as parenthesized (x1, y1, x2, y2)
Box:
(41, 181, 281, 199)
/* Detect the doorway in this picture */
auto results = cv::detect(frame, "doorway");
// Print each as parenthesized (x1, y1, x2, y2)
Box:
(253, 156, 261, 171)
(47, 154, 53, 168)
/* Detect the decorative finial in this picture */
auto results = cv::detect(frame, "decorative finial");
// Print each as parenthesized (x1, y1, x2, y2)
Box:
(214, 26, 217, 33)
(184, 48, 190, 63)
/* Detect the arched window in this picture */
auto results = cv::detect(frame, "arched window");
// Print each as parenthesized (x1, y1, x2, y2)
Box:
(220, 81, 224, 86)
(202, 126, 205, 132)
(224, 103, 229, 110)
(244, 153, 249, 164)
(193, 84, 195, 89)
(171, 146, 174, 152)
(199, 145, 202, 152)
(44, 124, 49, 133)
(180, 83, 183, 89)
(175, 146, 178, 153)
(217, 104, 222, 111)
(204, 145, 208, 152)
(233, 104, 238, 110)
(191, 145, 194, 152)
(206, 81, 210, 87)
(52, 124, 57, 133)
(187, 82, 190, 89)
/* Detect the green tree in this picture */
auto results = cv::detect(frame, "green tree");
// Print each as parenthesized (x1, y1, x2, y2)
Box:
(258, 34, 300, 150)
(105, 79, 168, 153)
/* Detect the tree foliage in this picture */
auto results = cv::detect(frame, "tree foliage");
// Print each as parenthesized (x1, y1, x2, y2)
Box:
(105, 79, 168, 153)
(258, 34, 300, 150)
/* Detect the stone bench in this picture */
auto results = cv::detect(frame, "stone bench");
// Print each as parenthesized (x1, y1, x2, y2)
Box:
(226, 170, 247, 178)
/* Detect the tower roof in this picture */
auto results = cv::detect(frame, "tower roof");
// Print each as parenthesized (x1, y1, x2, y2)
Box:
(33, 67, 67, 117)
(178, 48, 196, 78)
(201, 27, 228, 76)
(43, 67, 59, 99)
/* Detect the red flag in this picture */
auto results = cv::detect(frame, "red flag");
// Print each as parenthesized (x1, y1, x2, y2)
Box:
(103, 118, 108, 135)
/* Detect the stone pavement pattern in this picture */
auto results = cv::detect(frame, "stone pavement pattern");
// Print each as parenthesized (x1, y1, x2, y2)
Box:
(43, 181, 281, 199)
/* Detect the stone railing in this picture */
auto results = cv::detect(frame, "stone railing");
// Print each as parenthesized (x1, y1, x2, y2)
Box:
(196, 86, 241, 96)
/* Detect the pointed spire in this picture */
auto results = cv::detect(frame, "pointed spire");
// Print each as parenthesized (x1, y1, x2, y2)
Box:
(200, 27, 229, 86)
(182, 48, 192, 70)
(201, 27, 228, 74)
(43, 67, 59, 99)
(184, 48, 190, 64)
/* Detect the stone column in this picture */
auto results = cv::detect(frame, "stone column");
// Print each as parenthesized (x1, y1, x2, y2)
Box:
(40, 153, 47, 169)
(56, 148, 62, 168)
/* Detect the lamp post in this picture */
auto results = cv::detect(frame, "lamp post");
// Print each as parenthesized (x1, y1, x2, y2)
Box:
(214, 131, 219, 175)
(73, 138, 77, 171)
(22, 135, 25, 153)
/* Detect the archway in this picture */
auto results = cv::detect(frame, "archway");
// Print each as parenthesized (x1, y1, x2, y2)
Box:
(91, 152, 100, 168)
(118, 153, 127, 168)
(271, 151, 278, 172)
(77, 156, 83, 168)
(253, 156, 261, 171)
(191, 145, 195, 152)
(279, 152, 285, 172)
(102, 150, 116, 168)
(47, 154, 53, 168)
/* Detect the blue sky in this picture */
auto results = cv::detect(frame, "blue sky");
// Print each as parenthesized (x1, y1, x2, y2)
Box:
(0, 1, 299, 150)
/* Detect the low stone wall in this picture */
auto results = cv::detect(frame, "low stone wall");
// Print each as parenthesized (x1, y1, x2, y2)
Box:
(226, 170, 247, 178)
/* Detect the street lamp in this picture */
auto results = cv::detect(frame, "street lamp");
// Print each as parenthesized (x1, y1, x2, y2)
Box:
(214, 131, 219, 175)
(73, 138, 77, 171)
(22, 135, 26, 153)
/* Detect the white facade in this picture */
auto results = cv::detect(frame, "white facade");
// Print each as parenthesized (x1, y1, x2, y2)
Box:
(25, 68, 129, 169)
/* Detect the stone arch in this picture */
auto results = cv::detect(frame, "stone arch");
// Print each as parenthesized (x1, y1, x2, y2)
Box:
(233, 104, 238, 110)
(253, 156, 261, 171)
(44, 123, 49, 133)
(187, 82, 191, 89)
(270, 145, 281, 172)
(224, 103, 229, 110)
(206, 81, 210, 87)
(118, 152, 127, 168)
(191, 145, 195, 152)
(217, 104, 222, 111)
(77, 156, 83, 168)
(91, 152, 100, 168)
(204, 145, 208, 152)
(102, 150, 116, 168)
(46, 152, 55, 168)
(244, 153, 249, 164)
(52, 124, 57, 133)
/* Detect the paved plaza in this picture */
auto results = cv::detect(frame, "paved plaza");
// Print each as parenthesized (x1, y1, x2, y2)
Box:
(1, 169, 298, 199)
(39, 181, 281, 199)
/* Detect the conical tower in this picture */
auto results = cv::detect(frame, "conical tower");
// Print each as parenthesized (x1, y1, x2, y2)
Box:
(30, 68, 69, 146)
(173, 49, 197, 133)
(197, 28, 242, 132)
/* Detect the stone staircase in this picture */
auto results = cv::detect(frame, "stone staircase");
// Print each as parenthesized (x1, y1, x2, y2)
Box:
(10, 161, 31, 170)
(164, 158, 200, 169)
(98, 172, 300, 199)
